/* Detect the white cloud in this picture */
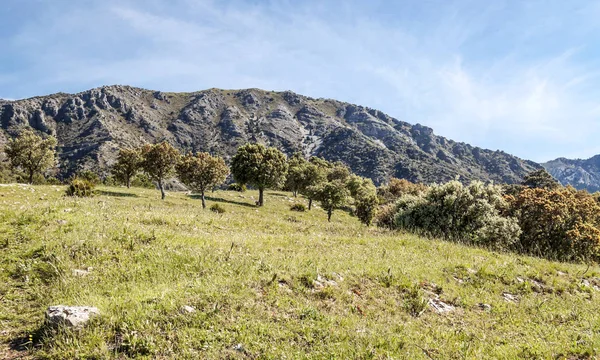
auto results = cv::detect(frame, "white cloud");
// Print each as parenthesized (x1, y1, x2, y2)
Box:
(2, 0, 600, 162)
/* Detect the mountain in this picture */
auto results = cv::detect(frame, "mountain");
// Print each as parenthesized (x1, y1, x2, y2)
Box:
(0, 85, 539, 185)
(543, 156, 600, 193)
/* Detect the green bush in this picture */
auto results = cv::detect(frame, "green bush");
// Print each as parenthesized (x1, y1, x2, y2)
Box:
(65, 178, 95, 197)
(75, 170, 101, 185)
(227, 183, 247, 192)
(390, 181, 521, 250)
(131, 173, 155, 189)
(210, 203, 226, 213)
(290, 203, 306, 212)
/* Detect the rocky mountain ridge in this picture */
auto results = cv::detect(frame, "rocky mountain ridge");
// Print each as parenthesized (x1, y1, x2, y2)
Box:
(543, 156, 600, 193)
(0, 85, 540, 185)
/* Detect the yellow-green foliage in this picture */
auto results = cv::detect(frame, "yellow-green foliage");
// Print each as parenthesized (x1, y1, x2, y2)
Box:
(506, 186, 600, 262)
(0, 185, 599, 359)
(65, 178, 95, 197)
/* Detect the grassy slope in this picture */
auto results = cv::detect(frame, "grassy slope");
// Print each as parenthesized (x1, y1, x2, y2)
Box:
(0, 185, 599, 359)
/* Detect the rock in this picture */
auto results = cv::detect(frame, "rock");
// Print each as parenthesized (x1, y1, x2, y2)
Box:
(179, 305, 196, 314)
(428, 298, 455, 313)
(57, 220, 68, 225)
(477, 303, 492, 311)
(72, 269, 91, 277)
(45, 305, 100, 329)
(502, 292, 519, 303)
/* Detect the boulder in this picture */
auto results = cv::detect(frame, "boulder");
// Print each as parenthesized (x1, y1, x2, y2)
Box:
(45, 305, 100, 329)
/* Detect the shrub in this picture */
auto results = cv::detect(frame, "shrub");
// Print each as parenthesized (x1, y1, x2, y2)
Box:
(354, 184, 379, 226)
(290, 203, 306, 212)
(65, 178, 95, 197)
(131, 173, 155, 189)
(210, 203, 226, 214)
(227, 183, 247, 192)
(375, 204, 398, 229)
(506, 186, 600, 262)
(390, 181, 521, 250)
(75, 170, 101, 185)
(377, 178, 428, 204)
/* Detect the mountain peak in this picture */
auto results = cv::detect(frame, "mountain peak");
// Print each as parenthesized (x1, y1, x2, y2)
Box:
(0, 85, 539, 184)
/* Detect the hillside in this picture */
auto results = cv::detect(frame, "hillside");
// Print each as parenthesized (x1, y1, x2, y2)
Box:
(1, 185, 599, 359)
(543, 155, 600, 192)
(0, 85, 539, 185)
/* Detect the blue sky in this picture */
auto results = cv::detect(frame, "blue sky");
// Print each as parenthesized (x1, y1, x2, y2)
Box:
(2, 0, 600, 162)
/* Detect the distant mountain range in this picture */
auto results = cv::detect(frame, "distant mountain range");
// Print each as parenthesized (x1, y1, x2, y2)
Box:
(0, 85, 544, 185)
(542, 156, 600, 193)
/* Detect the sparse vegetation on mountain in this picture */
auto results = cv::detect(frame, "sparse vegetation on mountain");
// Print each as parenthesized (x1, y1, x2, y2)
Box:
(0, 86, 540, 185)
(4, 128, 57, 184)
(140, 141, 180, 200)
(231, 143, 288, 206)
(176, 152, 229, 208)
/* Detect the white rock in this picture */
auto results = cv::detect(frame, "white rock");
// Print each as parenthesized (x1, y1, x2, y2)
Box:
(179, 305, 196, 314)
(46, 305, 100, 329)
(428, 298, 455, 313)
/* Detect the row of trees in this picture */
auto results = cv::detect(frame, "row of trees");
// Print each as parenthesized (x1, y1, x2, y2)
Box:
(112, 142, 378, 222)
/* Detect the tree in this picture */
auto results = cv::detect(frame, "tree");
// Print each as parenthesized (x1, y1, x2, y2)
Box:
(140, 141, 180, 200)
(231, 143, 288, 206)
(347, 175, 379, 226)
(285, 152, 309, 197)
(310, 180, 350, 222)
(5, 128, 57, 184)
(176, 152, 229, 208)
(112, 147, 142, 188)
(521, 169, 560, 190)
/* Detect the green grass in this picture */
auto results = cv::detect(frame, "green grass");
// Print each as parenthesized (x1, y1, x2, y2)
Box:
(1, 184, 599, 359)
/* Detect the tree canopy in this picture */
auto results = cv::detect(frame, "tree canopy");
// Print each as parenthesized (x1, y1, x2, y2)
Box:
(140, 141, 180, 200)
(176, 152, 229, 208)
(112, 147, 142, 188)
(5, 128, 57, 184)
(231, 143, 288, 206)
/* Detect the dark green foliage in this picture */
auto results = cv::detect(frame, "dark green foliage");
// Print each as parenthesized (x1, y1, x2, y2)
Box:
(5, 128, 57, 184)
(231, 143, 288, 206)
(112, 147, 143, 188)
(140, 142, 180, 200)
(130, 174, 154, 189)
(290, 203, 306, 212)
(521, 169, 560, 190)
(65, 178, 95, 197)
(227, 183, 247, 192)
(75, 170, 101, 185)
(310, 180, 350, 222)
(210, 203, 226, 213)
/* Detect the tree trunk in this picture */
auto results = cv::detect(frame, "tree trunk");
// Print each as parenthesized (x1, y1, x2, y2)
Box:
(327, 208, 332, 222)
(126, 176, 131, 189)
(293, 190, 297, 197)
(28, 169, 34, 185)
(308, 198, 313, 210)
(201, 190, 206, 209)
(159, 179, 165, 200)
(258, 188, 264, 207)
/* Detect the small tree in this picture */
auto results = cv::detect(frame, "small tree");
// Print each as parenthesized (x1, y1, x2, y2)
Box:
(347, 175, 379, 226)
(231, 143, 288, 206)
(285, 152, 309, 197)
(300, 157, 331, 210)
(112, 147, 142, 188)
(176, 152, 229, 208)
(5, 128, 57, 184)
(521, 169, 560, 190)
(140, 141, 180, 200)
(310, 180, 350, 222)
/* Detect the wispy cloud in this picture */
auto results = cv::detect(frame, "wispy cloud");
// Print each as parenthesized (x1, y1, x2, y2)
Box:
(1, 0, 600, 161)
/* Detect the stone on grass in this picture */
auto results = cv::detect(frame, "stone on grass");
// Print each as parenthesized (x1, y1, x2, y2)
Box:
(428, 298, 455, 313)
(46, 305, 100, 329)
(179, 305, 196, 314)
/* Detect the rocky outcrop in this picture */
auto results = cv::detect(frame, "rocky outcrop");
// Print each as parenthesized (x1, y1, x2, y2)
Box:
(45, 305, 100, 329)
(0, 85, 539, 185)
(543, 155, 600, 192)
